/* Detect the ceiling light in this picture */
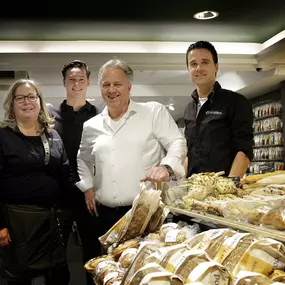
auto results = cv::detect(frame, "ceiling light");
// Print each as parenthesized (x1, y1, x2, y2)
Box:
(168, 104, 175, 111)
(193, 11, 219, 20)
(86, 98, 95, 102)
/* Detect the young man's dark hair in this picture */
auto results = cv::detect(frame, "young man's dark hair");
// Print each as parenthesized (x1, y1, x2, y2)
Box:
(61, 60, 91, 80)
(186, 41, 218, 66)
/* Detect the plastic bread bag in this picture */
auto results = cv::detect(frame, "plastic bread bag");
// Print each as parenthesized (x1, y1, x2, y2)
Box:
(161, 177, 188, 206)
(116, 182, 162, 246)
(93, 260, 120, 284)
(186, 228, 236, 258)
(84, 255, 115, 272)
(185, 261, 231, 285)
(232, 270, 273, 285)
(270, 269, 285, 282)
(162, 224, 200, 246)
(98, 212, 128, 248)
(145, 201, 170, 234)
(128, 262, 183, 285)
(170, 249, 211, 283)
(179, 197, 224, 216)
(216, 235, 285, 277)
(260, 207, 285, 230)
(145, 244, 189, 266)
(118, 247, 138, 269)
(120, 242, 161, 285)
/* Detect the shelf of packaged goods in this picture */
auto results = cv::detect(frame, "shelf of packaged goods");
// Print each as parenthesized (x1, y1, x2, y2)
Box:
(253, 114, 282, 121)
(253, 144, 283, 149)
(252, 159, 283, 162)
(167, 206, 285, 242)
(253, 129, 282, 135)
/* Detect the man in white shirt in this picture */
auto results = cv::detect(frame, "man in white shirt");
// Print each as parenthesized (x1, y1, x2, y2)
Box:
(76, 58, 187, 257)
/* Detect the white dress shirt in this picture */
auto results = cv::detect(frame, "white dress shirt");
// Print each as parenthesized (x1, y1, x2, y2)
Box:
(76, 100, 187, 207)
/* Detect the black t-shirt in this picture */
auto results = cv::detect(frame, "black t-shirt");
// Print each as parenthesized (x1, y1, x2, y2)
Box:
(48, 100, 97, 206)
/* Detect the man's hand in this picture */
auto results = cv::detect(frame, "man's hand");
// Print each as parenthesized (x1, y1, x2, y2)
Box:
(0, 228, 11, 246)
(141, 166, 170, 182)
(84, 188, 99, 216)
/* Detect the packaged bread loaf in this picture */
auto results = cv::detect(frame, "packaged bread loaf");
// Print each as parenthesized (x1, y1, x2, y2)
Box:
(84, 255, 115, 272)
(145, 201, 169, 233)
(112, 238, 140, 259)
(120, 242, 161, 285)
(99, 215, 128, 248)
(117, 186, 161, 244)
(232, 270, 273, 285)
(216, 234, 285, 277)
(186, 261, 231, 285)
(170, 249, 211, 282)
(260, 207, 285, 230)
(146, 244, 189, 267)
(270, 269, 285, 282)
(128, 262, 183, 285)
(118, 247, 138, 269)
(187, 228, 236, 258)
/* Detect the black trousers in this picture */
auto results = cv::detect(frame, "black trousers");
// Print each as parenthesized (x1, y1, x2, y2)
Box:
(6, 264, 70, 285)
(74, 204, 131, 285)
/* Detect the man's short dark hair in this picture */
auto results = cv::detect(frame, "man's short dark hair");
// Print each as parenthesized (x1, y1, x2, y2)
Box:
(62, 60, 91, 80)
(186, 41, 218, 67)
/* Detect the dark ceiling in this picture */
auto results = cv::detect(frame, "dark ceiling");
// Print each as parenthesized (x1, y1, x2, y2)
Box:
(0, 0, 285, 42)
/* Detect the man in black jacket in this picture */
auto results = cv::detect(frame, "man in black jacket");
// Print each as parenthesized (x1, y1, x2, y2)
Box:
(184, 41, 253, 178)
(48, 60, 97, 285)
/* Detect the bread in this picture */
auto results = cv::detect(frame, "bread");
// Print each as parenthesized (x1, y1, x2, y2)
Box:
(260, 207, 285, 230)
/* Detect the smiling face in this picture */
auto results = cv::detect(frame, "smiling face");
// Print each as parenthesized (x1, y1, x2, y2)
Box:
(187, 48, 218, 88)
(100, 68, 132, 110)
(13, 83, 41, 122)
(64, 67, 90, 99)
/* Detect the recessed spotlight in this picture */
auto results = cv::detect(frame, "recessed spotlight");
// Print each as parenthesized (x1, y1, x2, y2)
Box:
(193, 11, 219, 20)
(168, 104, 175, 111)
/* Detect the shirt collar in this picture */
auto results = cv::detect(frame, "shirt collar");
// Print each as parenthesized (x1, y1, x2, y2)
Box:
(101, 99, 139, 119)
(191, 81, 222, 103)
(60, 99, 93, 112)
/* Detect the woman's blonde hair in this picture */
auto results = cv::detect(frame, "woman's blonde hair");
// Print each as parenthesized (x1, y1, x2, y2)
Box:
(0, 79, 54, 132)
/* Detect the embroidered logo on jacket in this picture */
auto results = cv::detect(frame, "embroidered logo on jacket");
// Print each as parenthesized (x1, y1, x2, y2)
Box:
(205, 111, 223, 115)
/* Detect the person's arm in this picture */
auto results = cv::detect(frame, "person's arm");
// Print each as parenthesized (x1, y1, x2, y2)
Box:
(142, 104, 187, 182)
(229, 95, 253, 177)
(229, 151, 250, 177)
(0, 132, 11, 246)
(183, 157, 188, 178)
(0, 133, 7, 230)
(76, 123, 98, 215)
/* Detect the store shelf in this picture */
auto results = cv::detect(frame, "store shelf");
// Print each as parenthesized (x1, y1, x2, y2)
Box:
(254, 114, 282, 121)
(253, 144, 283, 148)
(252, 159, 284, 162)
(168, 206, 285, 242)
(253, 129, 282, 135)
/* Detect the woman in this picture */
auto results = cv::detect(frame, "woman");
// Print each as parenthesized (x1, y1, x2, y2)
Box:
(0, 79, 75, 285)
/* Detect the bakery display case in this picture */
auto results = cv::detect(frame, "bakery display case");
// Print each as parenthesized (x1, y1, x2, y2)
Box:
(85, 174, 285, 285)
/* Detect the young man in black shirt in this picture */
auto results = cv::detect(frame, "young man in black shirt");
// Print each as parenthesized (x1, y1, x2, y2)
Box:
(48, 60, 97, 285)
(184, 41, 253, 178)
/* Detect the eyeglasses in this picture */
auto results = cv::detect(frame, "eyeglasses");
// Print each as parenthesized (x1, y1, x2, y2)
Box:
(14, 94, 39, 104)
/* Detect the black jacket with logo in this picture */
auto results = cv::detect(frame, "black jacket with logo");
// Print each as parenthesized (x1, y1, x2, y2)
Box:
(184, 82, 253, 176)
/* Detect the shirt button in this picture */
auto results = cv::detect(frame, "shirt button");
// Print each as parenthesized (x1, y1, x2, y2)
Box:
(113, 181, 115, 183)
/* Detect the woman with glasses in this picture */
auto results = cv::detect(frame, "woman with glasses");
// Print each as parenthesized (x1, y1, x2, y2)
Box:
(0, 79, 76, 285)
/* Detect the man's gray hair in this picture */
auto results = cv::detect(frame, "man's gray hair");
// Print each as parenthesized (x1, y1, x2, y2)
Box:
(98, 58, 134, 85)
